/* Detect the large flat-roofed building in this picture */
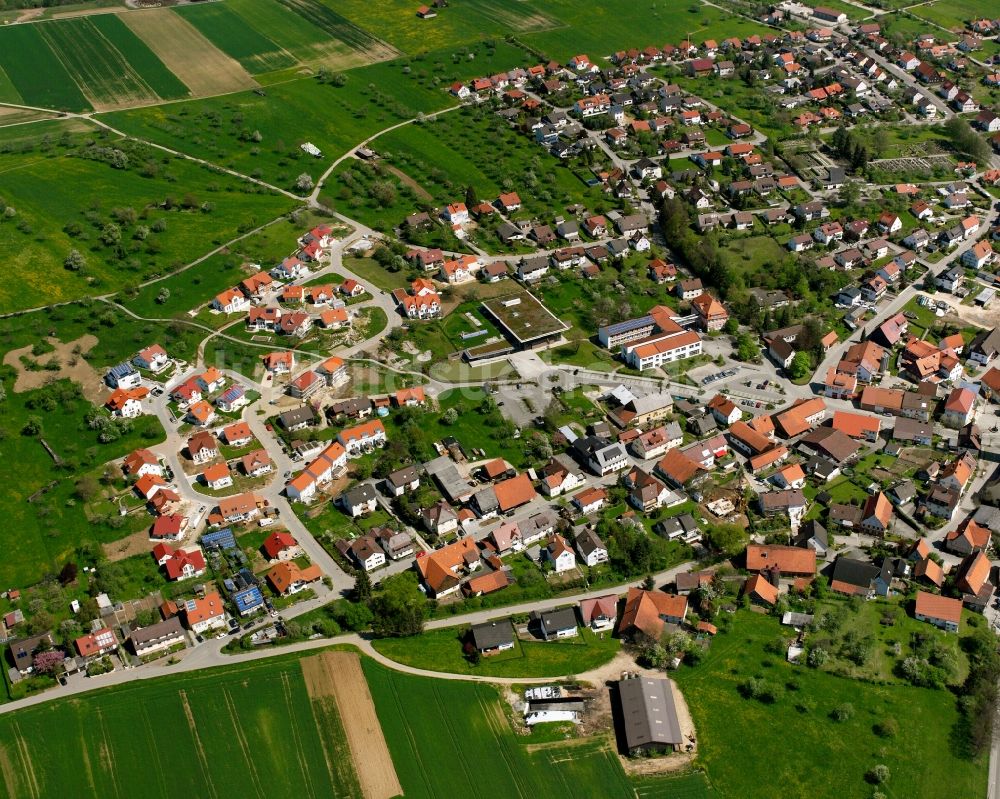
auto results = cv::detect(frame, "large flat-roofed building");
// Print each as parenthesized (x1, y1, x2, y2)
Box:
(599, 315, 659, 349)
(481, 290, 568, 350)
(615, 676, 686, 754)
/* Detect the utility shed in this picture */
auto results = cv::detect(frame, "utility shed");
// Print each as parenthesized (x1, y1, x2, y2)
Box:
(616, 676, 684, 753)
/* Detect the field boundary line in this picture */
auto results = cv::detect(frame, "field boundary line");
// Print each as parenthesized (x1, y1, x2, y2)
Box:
(140, 703, 171, 799)
(178, 690, 219, 799)
(222, 686, 266, 799)
(280, 671, 317, 798)
(476, 690, 530, 799)
(10, 723, 39, 799)
(95, 710, 122, 799)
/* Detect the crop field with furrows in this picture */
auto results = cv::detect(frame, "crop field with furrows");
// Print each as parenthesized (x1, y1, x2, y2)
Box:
(0, 654, 360, 799)
(175, 3, 298, 75)
(0, 25, 91, 111)
(88, 13, 192, 100)
(37, 18, 162, 110)
(277, 0, 400, 62)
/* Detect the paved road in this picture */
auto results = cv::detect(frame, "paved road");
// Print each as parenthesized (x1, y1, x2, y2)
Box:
(0, 560, 693, 715)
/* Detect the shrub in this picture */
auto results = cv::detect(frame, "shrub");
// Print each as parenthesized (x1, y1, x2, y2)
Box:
(866, 764, 889, 785)
(830, 703, 854, 722)
(874, 718, 898, 738)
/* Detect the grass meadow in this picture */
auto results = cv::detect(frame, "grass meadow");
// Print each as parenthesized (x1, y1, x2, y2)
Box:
(909, 0, 997, 30)
(104, 39, 529, 197)
(673, 610, 987, 799)
(0, 122, 294, 312)
(0, 652, 361, 799)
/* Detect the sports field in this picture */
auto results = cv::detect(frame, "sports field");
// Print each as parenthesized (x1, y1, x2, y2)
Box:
(0, 653, 361, 799)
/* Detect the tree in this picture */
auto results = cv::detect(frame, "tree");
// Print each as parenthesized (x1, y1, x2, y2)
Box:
(74, 475, 99, 501)
(735, 333, 759, 363)
(788, 351, 811, 380)
(441, 407, 459, 425)
(369, 573, 425, 637)
(704, 523, 748, 557)
(64, 249, 86, 272)
(722, 317, 739, 335)
(294, 173, 315, 192)
(156, 288, 171, 304)
(353, 570, 372, 602)
(58, 562, 78, 586)
(464, 185, 479, 210)
(32, 650, 65, 675)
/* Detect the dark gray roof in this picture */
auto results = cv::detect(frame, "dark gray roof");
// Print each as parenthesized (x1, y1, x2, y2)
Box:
(343, 482, 377, 505)
(386, 465, 420, 488)
(831, 557, 879, 589)
(130, 616, 184, 647)
(617, 677, 684, 750)
(794, 519, 827, 550)
(470, 620, 514, 650)
(532, 607, 578, 634)
(278, 406, 316, 428)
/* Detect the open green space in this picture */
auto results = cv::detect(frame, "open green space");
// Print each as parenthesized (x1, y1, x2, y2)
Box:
(364, 656, 704, 799)
(372, 624, 620, 677)
(909, 0, 997, 30)
(330, 0, 560, 53)
(0, 651, 361, 798)
(175, 2, 298, 74)
(37, 16, 188, 108)
(674, 610, 987, 799)
(0, 376, 165, 589)
(0, 126, 294, 312)
(104, 40, 527, 196)
(0, 24, 91, 111)
(520, 0, 767, 62)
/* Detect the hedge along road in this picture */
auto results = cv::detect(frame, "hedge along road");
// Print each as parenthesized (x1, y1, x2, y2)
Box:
(0, 560, 693, 716)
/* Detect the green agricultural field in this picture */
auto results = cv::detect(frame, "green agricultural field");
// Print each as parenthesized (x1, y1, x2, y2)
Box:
(364, 657, 663, 799)
(0, 64, 23, 105)
(37, 17, 163, 109)
(521, 0, 769, 62)
(673, 611, 987, 799)
(0, 25, 90, 111)
(89, 13, 191, 100)
(224, 0, 358, 64)
(176, 3, 298, 74)
(0, 125, 294, 312)
(372, 624, 619, 677)
(0, 652, 361, 799)
(276, 0, 400, 62)
(910, 0, 997, 30)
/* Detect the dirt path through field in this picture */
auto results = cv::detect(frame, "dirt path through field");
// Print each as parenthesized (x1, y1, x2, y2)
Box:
(120, 8, 257, 97)
(383, 164, 432, 201)
(301, 651, 401, 799)
(2, 334, 104, 402)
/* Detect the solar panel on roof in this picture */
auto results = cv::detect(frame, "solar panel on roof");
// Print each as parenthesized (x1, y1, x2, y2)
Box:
(603, 315, 653, 336)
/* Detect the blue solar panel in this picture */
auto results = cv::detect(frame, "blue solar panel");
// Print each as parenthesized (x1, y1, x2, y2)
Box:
(233, 587, 264, 614)
(602, 315, 653, 336)
(201, 528, 236, 550)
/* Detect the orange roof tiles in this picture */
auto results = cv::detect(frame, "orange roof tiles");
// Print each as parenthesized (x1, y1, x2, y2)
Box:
(620, 588, 688, 638)
(746, 544, 816, 575)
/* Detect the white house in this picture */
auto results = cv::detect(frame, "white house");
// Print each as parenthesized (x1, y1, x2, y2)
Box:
(544, 534, 577, 573)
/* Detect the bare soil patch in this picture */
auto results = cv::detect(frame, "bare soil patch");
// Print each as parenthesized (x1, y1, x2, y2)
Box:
(2, 334, 104, 402)
(102, 529, 153, 562)
(301, 651, 401, 799)
(120, 8, 257, 97)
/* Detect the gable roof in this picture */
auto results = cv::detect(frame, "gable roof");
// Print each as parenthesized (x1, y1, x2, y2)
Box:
(746, 544, 816, 575)
(620, 588, 688, 638)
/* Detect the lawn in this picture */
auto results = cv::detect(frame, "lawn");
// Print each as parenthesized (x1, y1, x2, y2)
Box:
(718, 235, 790, 275)
(0, 24, 90, 110)
(372, 624, 620, 677)
(673, 610, 987, 799)
(0, 124, 295, 312)
(0, 651, 361, 798)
